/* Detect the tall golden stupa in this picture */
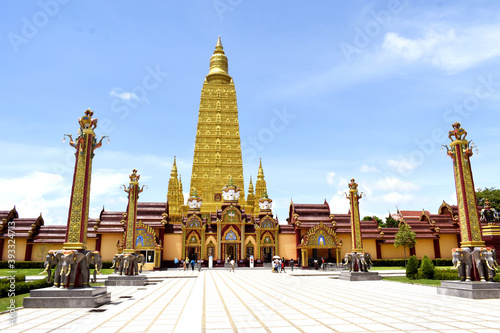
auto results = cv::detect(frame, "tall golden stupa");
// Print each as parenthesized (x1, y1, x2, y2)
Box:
(167, 37, 267, 220)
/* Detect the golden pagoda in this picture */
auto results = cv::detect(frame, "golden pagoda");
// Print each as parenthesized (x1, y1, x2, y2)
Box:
(189, 36, 246, 213)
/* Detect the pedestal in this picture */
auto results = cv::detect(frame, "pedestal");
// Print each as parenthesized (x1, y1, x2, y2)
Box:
(105, 275, 146, 286)
(437, 281, 500, 299)
(23, 286, 110, 308)
(339, 271, 382, 281)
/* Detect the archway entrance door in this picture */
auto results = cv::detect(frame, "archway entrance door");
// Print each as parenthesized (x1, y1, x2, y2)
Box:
(224, 243, 238, 261)
(262, 246, 274, 263)
(187, 246, 200, 261)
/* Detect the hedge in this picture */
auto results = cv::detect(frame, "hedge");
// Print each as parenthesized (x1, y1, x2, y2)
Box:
(0, 277, 51, 298)
(0, 261, 44, 269)
(433, 268, 460, 280)
(0, 274, 25, 284)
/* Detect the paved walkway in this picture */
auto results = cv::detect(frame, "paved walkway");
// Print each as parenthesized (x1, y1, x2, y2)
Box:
(2, 270, 500, 332)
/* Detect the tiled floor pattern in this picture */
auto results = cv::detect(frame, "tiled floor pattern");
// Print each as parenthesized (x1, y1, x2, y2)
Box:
(1, 270, 500, 332)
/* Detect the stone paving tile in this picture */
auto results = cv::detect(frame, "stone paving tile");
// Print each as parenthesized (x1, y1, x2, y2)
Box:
(2, 270, 500, 332)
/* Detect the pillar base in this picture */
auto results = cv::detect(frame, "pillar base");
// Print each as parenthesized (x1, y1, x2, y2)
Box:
(437, 281, 500, 299)
(338, 271, 381, 281)
(105, 275, 146, 286)
(23, 286, 110, 308)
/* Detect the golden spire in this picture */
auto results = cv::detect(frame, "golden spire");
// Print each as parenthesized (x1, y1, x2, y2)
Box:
(248, 176, 254, 194)
(254, 159, 268, 214)
(257, 158, 265, 180)
(207, 36, 230, 83)
(171, 156, 178, 177)
(178, 175, 184, 206)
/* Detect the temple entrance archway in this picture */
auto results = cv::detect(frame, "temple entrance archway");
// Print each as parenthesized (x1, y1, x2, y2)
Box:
(262, 246, 274, 262)
(187, 246, 200, 261)
(225, 243, 238, 261)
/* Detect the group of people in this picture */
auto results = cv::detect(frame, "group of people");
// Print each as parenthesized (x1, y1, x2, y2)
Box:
(272, 257, 288, 273)
(174, 257, 202, 271)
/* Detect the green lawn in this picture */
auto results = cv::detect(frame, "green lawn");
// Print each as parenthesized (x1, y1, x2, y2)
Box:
(383, 276, 442, 286)
(371, 266, 406, 271)
(0, 268, 45, 277)
(0, 293, 30, 312)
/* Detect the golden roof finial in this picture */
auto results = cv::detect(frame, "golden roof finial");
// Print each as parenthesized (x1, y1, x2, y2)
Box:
(248, 176, 254, 193)
(257, 159, 265, 180)
(207, 36, 230, 82)
(170, 156, 178, 177)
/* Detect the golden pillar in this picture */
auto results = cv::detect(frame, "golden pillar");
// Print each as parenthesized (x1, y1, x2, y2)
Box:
(122, 169, 145, 253)
(444, 122, 484, 248)
(63, 109, 108, 250)
(347, 179, 364, 252)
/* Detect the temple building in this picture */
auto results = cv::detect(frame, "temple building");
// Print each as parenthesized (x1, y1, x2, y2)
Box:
(1, 38, 499, 267)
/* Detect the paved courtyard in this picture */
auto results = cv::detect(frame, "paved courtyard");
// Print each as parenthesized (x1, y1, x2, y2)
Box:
(2, 270, 500, 332)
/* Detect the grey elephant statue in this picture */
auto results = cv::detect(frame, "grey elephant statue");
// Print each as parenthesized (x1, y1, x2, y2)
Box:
(120, 253, 145, 275)
(481, 247, 499, 282)
(360, 253, 373, 271)
(111, 253, 125, 274)
(344, 252, 372, 272)
(40, 250, 64, 286)
(60, 250, 90, 288)
(86, 251, 103, 283)
(452, 247, 488, 282)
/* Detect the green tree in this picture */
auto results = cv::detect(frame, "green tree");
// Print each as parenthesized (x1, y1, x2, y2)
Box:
(406, 255, 419, 279)
(385, 216, 399, 228)
(420, 255, 435, 279)
(362, 216, 383, 227)
(476, 187, 500, 211)
(394, 223, 416, 266)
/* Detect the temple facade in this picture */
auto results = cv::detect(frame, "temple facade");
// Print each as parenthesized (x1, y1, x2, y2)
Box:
(2, 38, 499, 268)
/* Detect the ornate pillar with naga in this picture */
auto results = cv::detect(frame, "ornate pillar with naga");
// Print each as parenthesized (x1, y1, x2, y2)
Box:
(57, 109, 108, 288)
(339, 179, 380, 281)
(25, 109, 111, 308)
(443, 122, 499, 282)
(343, 179, 373, 272)
(112, 169, 154, 276)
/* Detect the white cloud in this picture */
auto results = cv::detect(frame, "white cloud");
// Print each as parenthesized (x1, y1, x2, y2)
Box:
(380, 192, 413, 205)
(329, 191, 349, 214)
(110, 88, 148, 103)
(374, 176, 419, 192)
(0, 171, 70, 224)
(360, 164, 379, 173)
(326, 171, 336, 185)
(383, 25, 500, 73)
(387, 159, 417, 175)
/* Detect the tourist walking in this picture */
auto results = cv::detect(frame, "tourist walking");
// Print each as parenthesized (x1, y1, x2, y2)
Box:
(290, 258, 294, 271)
(281, 259, 286, 273)
(174, 257, 179, 269)
(183, 258, 187, 271)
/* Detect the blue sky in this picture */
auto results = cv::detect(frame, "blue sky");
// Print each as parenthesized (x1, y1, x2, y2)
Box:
(1, 0, 500, 225)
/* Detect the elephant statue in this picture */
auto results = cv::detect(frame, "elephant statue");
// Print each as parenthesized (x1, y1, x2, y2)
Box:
(60, 250, 90, 288)
(86, 251, 103, 283)
(452, 247, 488, 282)
(480, 247, 499, 282)
(40, 250, 64, 286)
(360, 253, 373, 271)
(121, 253, 134, 275)
(344, 253, 354, 271)
(110, 254, 122, 274)
(344, 252, 371, 272)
